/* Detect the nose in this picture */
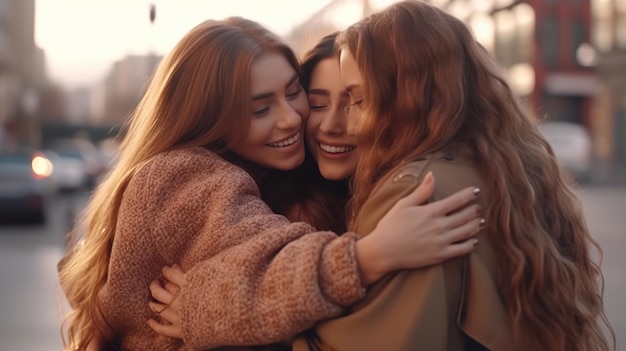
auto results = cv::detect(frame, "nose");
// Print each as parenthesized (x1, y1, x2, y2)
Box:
(319, 106, 347, 135)
(276, 103, 302, 130)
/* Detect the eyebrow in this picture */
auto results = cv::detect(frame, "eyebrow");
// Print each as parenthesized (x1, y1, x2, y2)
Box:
(344, 84, 361, 93)
(308, 89, 329, 96)
(252, 73, 299, 101)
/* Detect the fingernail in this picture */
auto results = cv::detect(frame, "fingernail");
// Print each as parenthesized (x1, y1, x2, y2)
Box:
(479, 218, 486, 228)
(423, 171, 433, 184)
(473, 238, 479, 246)
(473, 187, 480, 196)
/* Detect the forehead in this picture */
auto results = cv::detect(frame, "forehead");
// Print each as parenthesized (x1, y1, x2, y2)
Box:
(250, 52, 297, 94)
(338, 49, 362, 87)
(309, 58, 343, 90)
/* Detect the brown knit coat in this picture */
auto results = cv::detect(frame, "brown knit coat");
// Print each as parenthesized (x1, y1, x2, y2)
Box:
(94, 147, 365, 350)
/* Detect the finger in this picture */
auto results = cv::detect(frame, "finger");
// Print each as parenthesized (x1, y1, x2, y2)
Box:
(150, 280, 175, 305)
(395, 171, 435, 207)
(149, 301, 168, 316)
(438, 238, 479, 261)
(165, 281, 180, 294)
(147, 319, 183, 339)
(441, 217, 485, 244)
(149, 302, 179, 324)
(442, 204, 481, 230)
(426, 185, 480, 216)
(163, 265, 186, 286)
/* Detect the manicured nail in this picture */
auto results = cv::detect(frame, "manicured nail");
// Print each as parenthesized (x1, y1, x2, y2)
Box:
(423, 171, 433, 184)
(473, 187, 480, 196)
(479, 218, 486, 228)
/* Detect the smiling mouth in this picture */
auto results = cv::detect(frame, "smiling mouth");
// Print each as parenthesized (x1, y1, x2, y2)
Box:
(268, 133, 300, 148)
(319, 143, 356, 154)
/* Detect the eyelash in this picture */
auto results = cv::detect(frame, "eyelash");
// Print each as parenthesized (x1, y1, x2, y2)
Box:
(252, 87, 303, 116)
(310, 104, 328, 111)
(344, 99, 363, 113)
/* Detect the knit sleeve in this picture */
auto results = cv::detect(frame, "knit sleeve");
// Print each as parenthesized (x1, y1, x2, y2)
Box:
(181, 229, 364, 349)
(143, 148, 365, 349)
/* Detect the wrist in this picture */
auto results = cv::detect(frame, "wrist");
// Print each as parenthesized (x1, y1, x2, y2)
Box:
(355, 234, 391, 286)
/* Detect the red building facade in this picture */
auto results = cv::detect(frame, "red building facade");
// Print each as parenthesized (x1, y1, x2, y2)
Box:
(490, 0, 596, 127)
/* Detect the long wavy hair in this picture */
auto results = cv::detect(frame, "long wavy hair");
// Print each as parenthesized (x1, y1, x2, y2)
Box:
(262, 32, 350, 233)
(337, 1, 614, 350)
(58, 17, 302, 351)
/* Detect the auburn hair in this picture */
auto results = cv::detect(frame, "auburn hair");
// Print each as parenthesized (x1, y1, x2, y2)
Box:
(58, 17, 302, 351)
(337, 1, 614, 350)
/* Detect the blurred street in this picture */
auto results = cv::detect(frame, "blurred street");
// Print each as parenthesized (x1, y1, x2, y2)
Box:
(0, 185, 624, 350)
(0, 191, 86, 351)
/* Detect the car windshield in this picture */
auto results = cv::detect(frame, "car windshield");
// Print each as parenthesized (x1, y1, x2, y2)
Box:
(0, 153, 31, 164)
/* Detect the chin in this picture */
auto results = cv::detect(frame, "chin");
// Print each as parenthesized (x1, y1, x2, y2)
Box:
(320, 168, 351, 181)
(272, 155, 305, 171)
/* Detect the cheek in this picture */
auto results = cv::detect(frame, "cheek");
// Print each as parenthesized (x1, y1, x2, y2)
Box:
(346, 110, 364, 137)
(243, 118, 271, 145)
(291, 94, 310, 121)
(305, 113, 322, 147)
(306, 112, 322, 134)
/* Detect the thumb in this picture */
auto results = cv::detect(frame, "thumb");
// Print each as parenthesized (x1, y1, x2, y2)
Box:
(398, 171, 435, 207)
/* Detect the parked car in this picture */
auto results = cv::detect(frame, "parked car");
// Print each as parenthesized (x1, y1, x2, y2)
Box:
(44, 150, 87, 192)
(51, 138, 107, 187)
(0, 149, 55, 223)
(539, 121, 593, 182)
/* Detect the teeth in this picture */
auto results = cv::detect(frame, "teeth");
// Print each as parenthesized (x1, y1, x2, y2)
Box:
(269, 133, 300, 147)
(320, 144, 356, 154)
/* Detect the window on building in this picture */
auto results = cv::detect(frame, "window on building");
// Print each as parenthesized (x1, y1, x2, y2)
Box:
(494, 10, 517, 67)
(513, 4, 535, 64)
(470, 14, 495, 52)
(540, 18, 559, 69)
(617, 0, 626, 48)
(592, 0, 614, 51)
(541, 94, 584, 125)
(572, 19, 587, 66)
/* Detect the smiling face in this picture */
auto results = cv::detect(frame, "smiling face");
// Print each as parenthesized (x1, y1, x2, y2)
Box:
(230, 51, 310, 171)
(305, 57, 358, 181)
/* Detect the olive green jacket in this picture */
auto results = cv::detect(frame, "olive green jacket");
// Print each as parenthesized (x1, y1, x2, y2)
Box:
(293, 146, 517, 351)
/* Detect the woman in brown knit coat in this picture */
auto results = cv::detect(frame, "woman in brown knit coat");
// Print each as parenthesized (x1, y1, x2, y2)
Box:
(57, 16, 484, 351)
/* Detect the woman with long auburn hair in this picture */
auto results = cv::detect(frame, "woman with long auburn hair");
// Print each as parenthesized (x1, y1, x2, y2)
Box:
(291, 1, 615, 351)
(57, 16, 484, 351)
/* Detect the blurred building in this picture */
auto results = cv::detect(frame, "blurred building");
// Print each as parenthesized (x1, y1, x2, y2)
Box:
(100, 53, 162, 126)
(0, 0, 47, 149)
(285, 0, 370, 55)
(288, 0, 626, 167)
(65, 86, 93, 125)
(594, 0, 626, 166)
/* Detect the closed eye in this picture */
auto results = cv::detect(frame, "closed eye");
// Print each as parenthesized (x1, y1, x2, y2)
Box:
(286, 87, 303, 99)
(253, 107, 270, 116)
(310, 104, 328, 111)
(344, 99, 363, 114)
